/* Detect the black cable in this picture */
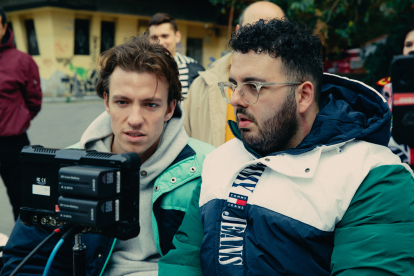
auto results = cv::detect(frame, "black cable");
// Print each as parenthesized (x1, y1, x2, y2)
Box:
(61, 225, 82, 241)
(9, 230, 58, 276)
(9, 224, 76, 276)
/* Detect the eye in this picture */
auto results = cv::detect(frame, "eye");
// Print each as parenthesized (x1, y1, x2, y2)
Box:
(116, 100, 128, 106)
(145, 103, 158, 108)
(246, 83, 257, 91)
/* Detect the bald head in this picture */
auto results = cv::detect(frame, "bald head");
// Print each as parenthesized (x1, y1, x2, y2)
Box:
(238, 1, 285, 27)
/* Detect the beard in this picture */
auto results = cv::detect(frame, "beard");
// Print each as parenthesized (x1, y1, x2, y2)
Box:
(236, 92, 299, 156)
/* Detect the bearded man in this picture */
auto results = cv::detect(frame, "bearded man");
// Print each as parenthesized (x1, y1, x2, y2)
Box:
(160, 19, 414, 275)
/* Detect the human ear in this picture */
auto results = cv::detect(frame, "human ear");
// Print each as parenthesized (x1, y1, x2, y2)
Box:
(165, 100, 177, 122)
(297, 81, 314, 114)
(175, 31, 182, 44)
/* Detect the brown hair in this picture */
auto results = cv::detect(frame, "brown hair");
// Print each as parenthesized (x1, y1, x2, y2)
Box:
(96, 35, 183, 103)
(148, 13, 178, 32)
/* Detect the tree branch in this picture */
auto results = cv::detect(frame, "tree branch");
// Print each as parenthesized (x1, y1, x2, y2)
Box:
(325, 0, 341, 24)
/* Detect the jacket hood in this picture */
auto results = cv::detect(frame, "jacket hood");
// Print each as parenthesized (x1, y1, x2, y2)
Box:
(0, 28, 14, 50)
(229, 73, 391, 156)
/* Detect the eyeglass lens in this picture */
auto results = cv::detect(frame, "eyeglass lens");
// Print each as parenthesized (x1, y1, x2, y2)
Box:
(223, 83, 258, 104)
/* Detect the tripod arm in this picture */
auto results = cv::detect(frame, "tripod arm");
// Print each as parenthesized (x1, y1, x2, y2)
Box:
(73, 233, 86, 276)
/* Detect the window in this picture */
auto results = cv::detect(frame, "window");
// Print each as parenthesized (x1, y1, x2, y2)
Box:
(100, 21, 115, 53)
(138, 19, 149, 34)
(138, 19, 149, 29)
(74, 19, 90, 55)
(24, 19, 39, 55)
(186, 38, 203, 64)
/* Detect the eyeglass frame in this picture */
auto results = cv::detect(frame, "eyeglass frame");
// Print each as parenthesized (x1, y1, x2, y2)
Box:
(218, 81, 303, 105)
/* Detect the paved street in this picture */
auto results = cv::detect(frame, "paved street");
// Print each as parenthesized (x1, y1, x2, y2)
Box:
(0, 100, 105, 237)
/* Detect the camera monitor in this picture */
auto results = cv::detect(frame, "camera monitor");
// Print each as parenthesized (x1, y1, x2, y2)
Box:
(391, 54, 414, 147)
(19, 145, 141, 240)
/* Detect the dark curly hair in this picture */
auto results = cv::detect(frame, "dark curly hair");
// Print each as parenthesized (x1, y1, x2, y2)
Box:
(229, 19, 323, 105)
(96, 35, 183, 104)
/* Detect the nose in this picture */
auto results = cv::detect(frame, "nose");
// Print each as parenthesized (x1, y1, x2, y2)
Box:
(230, 86, 248, 108)
(158, 38, 167, 47)
(127, 105, 144, 127)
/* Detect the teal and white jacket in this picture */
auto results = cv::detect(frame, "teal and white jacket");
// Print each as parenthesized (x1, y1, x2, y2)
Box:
(1, 105, 215, 276)
(160, 73, 414, 276)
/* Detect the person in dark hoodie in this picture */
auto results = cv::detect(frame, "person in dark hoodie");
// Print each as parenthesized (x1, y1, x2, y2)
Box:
(1, 35, 214, 275)
(0, 7, 42, 221)
(158, 19, 414, 275)
(379, 21, 414, 165)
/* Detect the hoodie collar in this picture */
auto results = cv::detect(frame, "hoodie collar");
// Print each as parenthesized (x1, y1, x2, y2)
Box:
(229, 73, 391, 157)
(0, 28, 14, 51)
(296, 73, 390, 151)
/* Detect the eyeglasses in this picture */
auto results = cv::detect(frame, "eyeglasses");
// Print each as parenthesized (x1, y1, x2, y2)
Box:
(218, 81, 302, 105)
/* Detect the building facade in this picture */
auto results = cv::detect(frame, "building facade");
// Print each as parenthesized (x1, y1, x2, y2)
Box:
(2, 0, 229, 98)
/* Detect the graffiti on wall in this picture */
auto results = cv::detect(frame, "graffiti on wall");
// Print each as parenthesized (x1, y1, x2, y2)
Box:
(40, 68, 99, 98)
(60, 35, 100, 97)
(39, 34, 101, 98)
(61, 68, 99, 96)
(56, 57, 72, 67)
(90, 36, 99, 68)
(55, 40, 70, 56)
(41, 59, 100, 97)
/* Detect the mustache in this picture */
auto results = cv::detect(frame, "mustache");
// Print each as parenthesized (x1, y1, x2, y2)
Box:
(236, 107, 257, 124)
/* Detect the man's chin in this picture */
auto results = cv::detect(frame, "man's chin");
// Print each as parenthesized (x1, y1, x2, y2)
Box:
(239, 127, 258, 135)
(240, 132, 260, 146)
(117, 141, 145, 155)
(124, 146, 145, 155)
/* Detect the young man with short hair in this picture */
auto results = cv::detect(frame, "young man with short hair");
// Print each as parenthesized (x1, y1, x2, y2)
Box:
(1, 35, 214, 276)
(148, 13, 204, 97)
(161, 19, 414, 275)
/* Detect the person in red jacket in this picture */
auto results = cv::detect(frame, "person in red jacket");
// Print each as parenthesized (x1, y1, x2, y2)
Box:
(0, 7, 42, 220)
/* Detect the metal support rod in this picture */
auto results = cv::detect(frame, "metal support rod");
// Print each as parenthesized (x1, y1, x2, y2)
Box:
(73, 233, 86, 276)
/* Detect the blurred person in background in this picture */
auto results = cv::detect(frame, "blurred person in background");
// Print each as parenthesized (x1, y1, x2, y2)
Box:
(183, 1, 285, 148)
(0, 6, 42, 221)
(403, 23, 414, 55)
(148, 13, 204, 98)
(379, 21, 414, 165)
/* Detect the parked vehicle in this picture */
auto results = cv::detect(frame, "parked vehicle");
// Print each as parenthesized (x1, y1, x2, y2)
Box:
(324, 48, 365, 74)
